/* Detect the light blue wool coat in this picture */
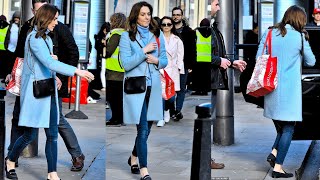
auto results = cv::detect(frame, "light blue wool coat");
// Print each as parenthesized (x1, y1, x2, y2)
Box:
(256, 25, 316, 122)
(19, 29, 76, 128)
(119, 31, 168, 125)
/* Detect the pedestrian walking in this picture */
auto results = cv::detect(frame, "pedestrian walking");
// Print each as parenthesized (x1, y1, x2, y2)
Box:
(5, 4, 94, 180)
(119, 1, 168, 179)
(7, 0, 88, 172)
(157, 16, 184, 127)
(171, 7, 197, 121)
(94, 22, 110, 91)
(257, 5, 315, 178)
(2, 11, 20, 82)
(210, 0, 247, 169)
(0, 14, 9, 79)
(105, 13, 126, 126)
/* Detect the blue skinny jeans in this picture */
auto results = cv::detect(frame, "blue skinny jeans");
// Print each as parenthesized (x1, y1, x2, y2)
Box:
(132, 87, 153, 168)
(8, 97, 59, 173)
(272, 120, 295, 165)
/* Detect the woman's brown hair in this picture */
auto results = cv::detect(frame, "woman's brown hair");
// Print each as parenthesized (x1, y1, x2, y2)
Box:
(33, 4, 58, 39)
(271, 5, 309, 40)
(127, 1, 160, 41)
(110, 13, 126, 30)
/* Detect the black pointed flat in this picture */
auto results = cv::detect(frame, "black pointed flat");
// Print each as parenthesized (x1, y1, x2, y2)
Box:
(267, 153, 276, 168)
(272, 170, 293, 178)
(5, 158, 18, 180)
(127, 156, 140, 174)
(140, 175, 152, 180)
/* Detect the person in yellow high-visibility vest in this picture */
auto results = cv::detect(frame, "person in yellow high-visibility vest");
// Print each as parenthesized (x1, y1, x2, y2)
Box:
(105, 13, 126, 126)
(191, 18, 212, 95)
(0, 15, 9, 79)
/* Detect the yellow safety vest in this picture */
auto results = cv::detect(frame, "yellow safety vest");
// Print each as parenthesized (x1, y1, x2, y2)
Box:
(196, 30, 211, 62)
(0, 27, 9, 50)
(106, 29, 125, 72)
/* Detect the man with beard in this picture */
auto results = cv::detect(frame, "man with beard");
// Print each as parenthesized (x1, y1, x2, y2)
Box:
(210, 0, 247, 169)
(171, 7, 197, 121)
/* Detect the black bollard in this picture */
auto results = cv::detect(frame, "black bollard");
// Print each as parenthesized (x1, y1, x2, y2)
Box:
(190, 103, 211, 180)
(0, 88, 6, 180)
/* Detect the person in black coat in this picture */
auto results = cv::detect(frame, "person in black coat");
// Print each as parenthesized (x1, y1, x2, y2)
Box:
(172, 7, 197, 120)
(93, 22, 110, 90)
(7, 2, 86, 172)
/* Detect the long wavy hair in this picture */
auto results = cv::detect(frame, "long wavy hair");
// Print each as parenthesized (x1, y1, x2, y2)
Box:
(270, 5, 309, 40)
(127, 1, 160, 41)
(33, 4, 58, 39)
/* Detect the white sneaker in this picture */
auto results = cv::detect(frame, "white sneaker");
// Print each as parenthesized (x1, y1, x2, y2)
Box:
(101, 88, 106, 91)
(157, 120, 165, 127)
(164, 110, 170, 123)
(87, 96, 97, 104)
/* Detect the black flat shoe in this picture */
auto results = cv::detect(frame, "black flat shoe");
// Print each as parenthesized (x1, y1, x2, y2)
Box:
(271, 171, 293, 178)
(140, 175, 152, 180)
(267, 153, 276, 168)
(5, 158, 18, 180)
(127, 156, 140, 174)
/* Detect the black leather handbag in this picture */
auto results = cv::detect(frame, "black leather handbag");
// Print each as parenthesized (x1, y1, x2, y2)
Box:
(33, 78, 55, 98)
(124, 76, 146, 94)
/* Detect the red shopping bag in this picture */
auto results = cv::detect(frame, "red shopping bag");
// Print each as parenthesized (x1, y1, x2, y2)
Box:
(246, 29, 278, 97)
(62, 76, 88, 104)
(6, 57, 24, 96)
(160, 69, 175, 100)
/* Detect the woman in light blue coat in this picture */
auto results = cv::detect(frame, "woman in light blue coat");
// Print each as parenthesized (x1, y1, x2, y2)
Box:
(119, 2, 167, 180)
(256, 5, 315, 178)
(5, 5, 94, 180)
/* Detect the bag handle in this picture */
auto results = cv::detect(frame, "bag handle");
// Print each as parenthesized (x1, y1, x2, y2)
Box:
(262, 29, 272, 56)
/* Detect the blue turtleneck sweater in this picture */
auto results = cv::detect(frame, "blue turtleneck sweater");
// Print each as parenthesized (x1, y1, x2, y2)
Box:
(137, 24, 152, 86)
(137, 25, 150, 46)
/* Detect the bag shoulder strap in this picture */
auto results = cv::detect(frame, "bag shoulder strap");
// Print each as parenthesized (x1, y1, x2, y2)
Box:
(262, 29, 272, 56)
(134, 37, 148, 76)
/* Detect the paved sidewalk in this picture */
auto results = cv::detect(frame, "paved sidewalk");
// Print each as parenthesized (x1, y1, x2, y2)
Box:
(106, 93, 311, 180)
(3, 89, 106, 180)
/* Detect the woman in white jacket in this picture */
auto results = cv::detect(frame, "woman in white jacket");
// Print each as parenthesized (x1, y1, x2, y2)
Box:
(157, 16, 184, 127)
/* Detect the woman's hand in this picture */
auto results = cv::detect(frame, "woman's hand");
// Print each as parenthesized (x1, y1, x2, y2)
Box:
(51, 54, 58, 60)
(146, 54, 159, 65)
(55, 76, 62, 90)
(143, 42, 157, 54)
(75, 69, 95, 82)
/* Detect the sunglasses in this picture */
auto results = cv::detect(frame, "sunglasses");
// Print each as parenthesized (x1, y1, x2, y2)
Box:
(161, 23, 173, 27)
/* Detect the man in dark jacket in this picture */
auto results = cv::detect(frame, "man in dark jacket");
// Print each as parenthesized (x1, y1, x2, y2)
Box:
(0, 15, 9, 78)
(172, 7, 197, 121)
(7, 0, 85, 171)
(210, 0, 247, 169)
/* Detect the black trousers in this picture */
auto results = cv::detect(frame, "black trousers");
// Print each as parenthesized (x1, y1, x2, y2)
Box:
(106, 80, 123, 124)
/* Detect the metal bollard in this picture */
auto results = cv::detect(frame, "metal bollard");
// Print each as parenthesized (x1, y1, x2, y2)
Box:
(190, 103, 212, 180)
(0, 88, 6, 180)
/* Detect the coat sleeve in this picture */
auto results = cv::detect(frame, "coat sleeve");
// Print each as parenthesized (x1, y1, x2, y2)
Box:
(106, 34, 120, 58)
(119, 32, 147, 71)
(177, 38, 185, 74)
(302, 34, 316, 67)
(29, 36, 76, 77)
(156, 32, 168, 69)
